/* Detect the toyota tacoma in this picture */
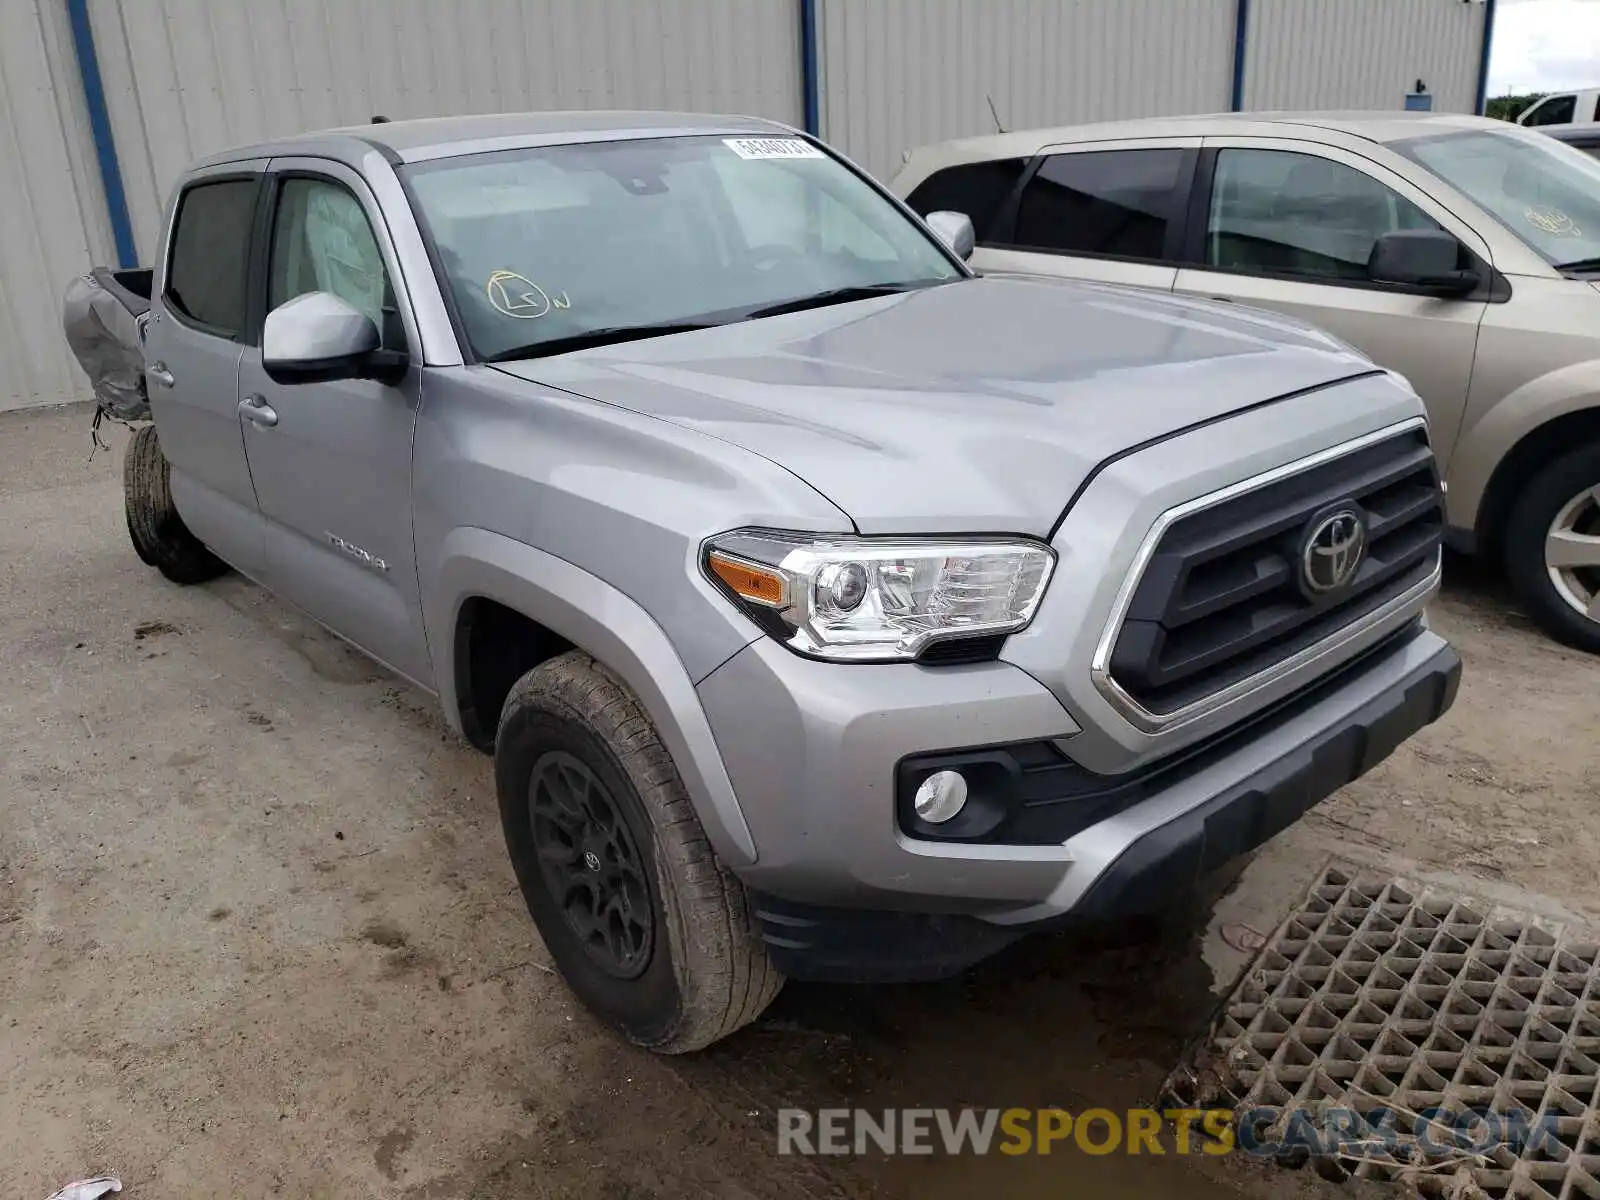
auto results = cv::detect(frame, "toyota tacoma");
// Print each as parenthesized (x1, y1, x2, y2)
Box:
(65, 112, 1460, 1052)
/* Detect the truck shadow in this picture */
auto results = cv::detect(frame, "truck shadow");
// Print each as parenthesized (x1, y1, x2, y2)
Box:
(675, 871, 1291, 1200)
(1438, 547, 1539, 633)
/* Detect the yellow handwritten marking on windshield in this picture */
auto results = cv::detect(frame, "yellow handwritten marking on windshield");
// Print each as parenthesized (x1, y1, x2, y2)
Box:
(1525, 207, 1580, 238)
(485, 270, 571, 319)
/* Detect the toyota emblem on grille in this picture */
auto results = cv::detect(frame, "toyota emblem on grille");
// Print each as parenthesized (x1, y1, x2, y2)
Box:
(1301, 508, 1368, 594)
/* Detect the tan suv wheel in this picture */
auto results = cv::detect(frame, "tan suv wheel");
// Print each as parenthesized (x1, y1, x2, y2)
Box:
(1504, 443, 1600, 654)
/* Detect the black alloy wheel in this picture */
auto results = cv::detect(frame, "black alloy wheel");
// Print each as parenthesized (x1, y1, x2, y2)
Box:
(528, 749, 653, 979)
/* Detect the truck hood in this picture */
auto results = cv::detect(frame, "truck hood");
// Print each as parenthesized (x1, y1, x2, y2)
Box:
(496, 275, 1378, 535)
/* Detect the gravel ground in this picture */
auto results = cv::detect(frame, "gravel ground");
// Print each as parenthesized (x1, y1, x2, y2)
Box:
(1, 405, 1594, 1199)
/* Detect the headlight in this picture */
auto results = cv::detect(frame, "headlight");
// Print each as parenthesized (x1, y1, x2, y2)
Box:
(703, 530, 1055, 662)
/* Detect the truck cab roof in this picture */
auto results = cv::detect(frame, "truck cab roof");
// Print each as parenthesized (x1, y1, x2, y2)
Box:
(188, 110, 797, 172)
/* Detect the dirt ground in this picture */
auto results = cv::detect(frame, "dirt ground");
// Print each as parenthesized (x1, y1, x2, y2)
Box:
(1, 404, 1595, 1200)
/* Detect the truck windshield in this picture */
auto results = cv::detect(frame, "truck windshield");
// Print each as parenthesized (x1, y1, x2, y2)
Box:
(401, 134, 964, 361)
(1395, 128, 1600, 270)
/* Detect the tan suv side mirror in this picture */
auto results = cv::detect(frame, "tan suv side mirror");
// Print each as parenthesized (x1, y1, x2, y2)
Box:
(1367, 230, 1479, 296)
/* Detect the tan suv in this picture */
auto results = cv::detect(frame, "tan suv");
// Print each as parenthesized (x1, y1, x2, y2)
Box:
(893, 112, 1600, 653)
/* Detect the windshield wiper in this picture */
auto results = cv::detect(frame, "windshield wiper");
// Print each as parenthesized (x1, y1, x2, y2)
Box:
(481, 280, 953, 361)
(739, 279, 949, 321)
(1555, 256, 1600, 273)
(483, 322, 716, 363)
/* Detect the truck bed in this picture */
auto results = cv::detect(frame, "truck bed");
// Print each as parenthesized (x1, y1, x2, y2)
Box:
(63, 265, 153, 419)
(94, 266, 153, 316)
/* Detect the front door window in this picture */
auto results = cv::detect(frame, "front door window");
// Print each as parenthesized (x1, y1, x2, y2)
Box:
(268, 178, 390, 328)
(1207, 149, 1441, 281)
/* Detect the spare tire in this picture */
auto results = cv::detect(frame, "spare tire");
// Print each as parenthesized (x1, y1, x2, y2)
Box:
(124, 424, 227, 585)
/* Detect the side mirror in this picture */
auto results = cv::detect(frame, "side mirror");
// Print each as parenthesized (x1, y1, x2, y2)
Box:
(924, 210, 976, 261)
(1367, 230, 1479, 296)
(262, 292, 407, 385)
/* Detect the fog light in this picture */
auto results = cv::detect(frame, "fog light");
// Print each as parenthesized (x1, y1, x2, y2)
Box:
(913, 770, 968, 824)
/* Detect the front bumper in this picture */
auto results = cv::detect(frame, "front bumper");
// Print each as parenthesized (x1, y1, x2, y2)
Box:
(697, 625, 1459, 982)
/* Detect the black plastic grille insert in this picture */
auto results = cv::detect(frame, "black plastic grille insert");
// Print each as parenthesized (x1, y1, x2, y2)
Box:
(1108, 428, 1442, 716)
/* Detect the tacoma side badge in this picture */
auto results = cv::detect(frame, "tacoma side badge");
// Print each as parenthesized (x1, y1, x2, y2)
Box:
(326, 532, 389, 573)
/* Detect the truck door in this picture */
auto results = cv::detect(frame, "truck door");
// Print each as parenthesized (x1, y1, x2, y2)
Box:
(143, 162, 269, 577)
(235, 159, 432, 688)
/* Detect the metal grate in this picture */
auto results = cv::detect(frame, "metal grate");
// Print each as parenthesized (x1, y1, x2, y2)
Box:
(1165, 866, 1600, 1198)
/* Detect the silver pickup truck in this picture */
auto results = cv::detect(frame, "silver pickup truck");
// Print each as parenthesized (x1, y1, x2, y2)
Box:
(68, 112, 1460, 1052)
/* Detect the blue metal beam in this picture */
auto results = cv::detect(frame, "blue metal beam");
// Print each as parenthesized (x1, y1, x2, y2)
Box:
(1230, 0, 1251, 112)
(1475, 0, 1499, 116)
(65, 0, 137, 267)
(799, 0, 820, 136)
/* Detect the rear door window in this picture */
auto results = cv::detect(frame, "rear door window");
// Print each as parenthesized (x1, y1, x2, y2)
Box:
(165, 178, 258, 336)
(903, 159, 1029, 240)
(1010, 149, 1187, 260)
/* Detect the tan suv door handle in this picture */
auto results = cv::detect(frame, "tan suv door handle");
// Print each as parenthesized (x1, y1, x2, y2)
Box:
(147, 362, 175, 388)
(238, 395, 278, 428)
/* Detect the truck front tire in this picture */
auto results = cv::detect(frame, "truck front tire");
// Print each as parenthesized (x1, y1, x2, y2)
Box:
(124, 424, 227, 586)
(1504, 442, 1600, 655)
(494, 650, 781, 1052)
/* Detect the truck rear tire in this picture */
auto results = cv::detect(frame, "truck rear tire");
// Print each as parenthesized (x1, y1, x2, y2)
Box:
(124, 424, 227, 585)
(1503, 441, 1600, 655)
(494, 650, 781, 1052)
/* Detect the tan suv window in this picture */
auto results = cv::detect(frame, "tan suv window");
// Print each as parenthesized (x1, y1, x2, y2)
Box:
(1207, 149, 1440, 282)
(1014, 149, 1186, 260)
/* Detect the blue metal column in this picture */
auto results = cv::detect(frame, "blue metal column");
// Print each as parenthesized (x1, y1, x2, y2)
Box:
(1229, 0, 1251, 111)
(1475, 0, 1499, 116)
(799, 0, 820, 135)
(65, 0, 137, 267)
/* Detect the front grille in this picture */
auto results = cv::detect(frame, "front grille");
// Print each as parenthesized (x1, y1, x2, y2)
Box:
(1107, 427, 1443, 716)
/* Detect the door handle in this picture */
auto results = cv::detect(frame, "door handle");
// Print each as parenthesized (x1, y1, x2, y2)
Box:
(238, 394, 278, 428)
(147, 362, 175, 388)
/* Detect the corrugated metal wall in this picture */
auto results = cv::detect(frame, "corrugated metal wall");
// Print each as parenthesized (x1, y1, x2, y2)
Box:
(1243, 0, 1486, 114)
(815, 0, 1238, 182)
(3, 0, 799, 411)
(2, 0, 1493, 411)
(0, 0, 115, 410)
(90, 0, 803, 259)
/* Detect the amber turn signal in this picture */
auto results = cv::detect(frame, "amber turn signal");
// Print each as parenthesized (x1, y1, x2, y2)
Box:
(707, 550, 787, 608)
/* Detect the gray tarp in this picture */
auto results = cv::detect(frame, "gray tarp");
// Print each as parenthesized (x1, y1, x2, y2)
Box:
(62, 273, 149, 421)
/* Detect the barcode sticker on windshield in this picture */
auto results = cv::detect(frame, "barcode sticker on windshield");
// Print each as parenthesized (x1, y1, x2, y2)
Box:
(723, 137, 824, 160)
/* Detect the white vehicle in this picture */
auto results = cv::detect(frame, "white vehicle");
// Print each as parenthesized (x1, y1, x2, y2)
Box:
(1518, 90, 1600, 128)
